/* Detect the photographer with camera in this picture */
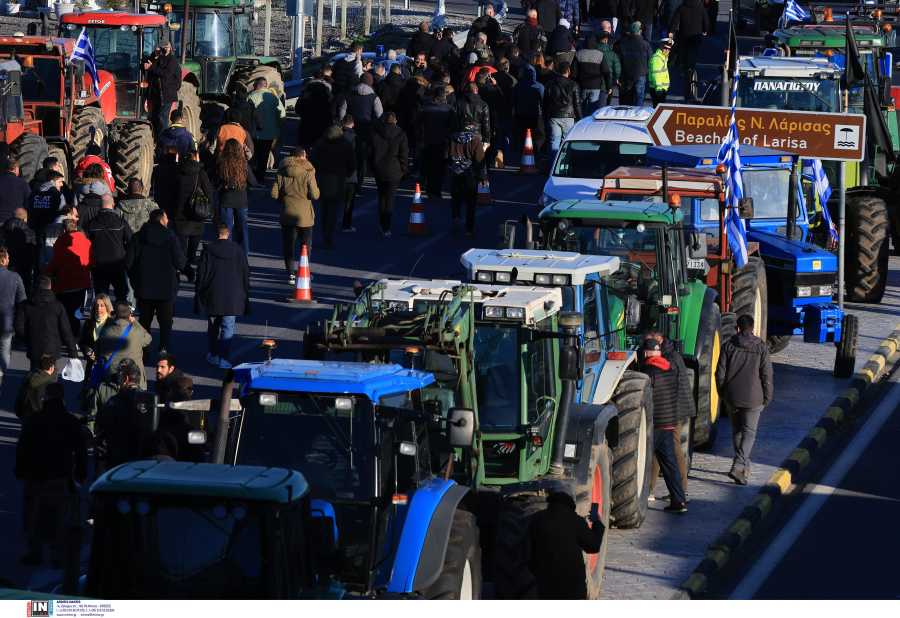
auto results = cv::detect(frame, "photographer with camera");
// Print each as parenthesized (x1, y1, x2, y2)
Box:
(144, 41, 180, 137)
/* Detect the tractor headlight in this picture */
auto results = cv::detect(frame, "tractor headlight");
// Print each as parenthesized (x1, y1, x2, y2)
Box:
(551, 275, 569, 285)
(796, 286, 812, 297)
(506, 308, 526, 319)
(817, 285, 833, 297)
(476, 271, 493, 283)
(484, 306, 504, 318)
(495, 272, 512, 283)
(534, 274, 551, 284)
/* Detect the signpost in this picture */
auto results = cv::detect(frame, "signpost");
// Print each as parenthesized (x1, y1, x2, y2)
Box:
(648, 104, 867, 310)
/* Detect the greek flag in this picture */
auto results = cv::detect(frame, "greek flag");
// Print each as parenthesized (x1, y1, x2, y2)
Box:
(70, 28, 100, 97)
(803, 159, 838, 239)
(779, 0, 809, 29)
(717, 62, 750, 268)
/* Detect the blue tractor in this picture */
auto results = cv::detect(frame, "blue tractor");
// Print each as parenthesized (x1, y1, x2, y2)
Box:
(644, 144, 859, 377)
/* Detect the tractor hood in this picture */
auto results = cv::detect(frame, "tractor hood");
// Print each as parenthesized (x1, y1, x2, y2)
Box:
(748, 229, 837, 273)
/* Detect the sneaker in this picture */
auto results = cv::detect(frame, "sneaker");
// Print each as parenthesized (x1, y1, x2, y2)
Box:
(342, 227, 356, 233)
(219, 359, 233, 369)
(664, 502, 688, 514)
(207, 353, 220, 366)
(19, 552, 42, 567)
(288, 275, 296, 286)
(450, 218, 460, 235)
(648, 493, 656, 502)
(382, 230, 392, 237)
(662, 493, 690, 503)
(728, 467, 748, 486)
(465, 231, 476, 237)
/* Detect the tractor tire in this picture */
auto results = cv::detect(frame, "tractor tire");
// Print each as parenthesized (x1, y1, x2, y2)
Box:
(608, 371, 653, 529)
(834, 314, 859, 379)
(493, 496, 548, 599)
(177, 81, 201, 142)
(198, 102, 229, 152)
(575, 440, 612, 598)
(731, 256, 768, 343)
(70, 106, 108, 166)
(232, 64, 285, 100)
(767, 335, 792, 355)
(846, 195, 890, 303)
(420, 509, 482, 600)
(10, 132, 49, 183)
(109, 123, 154, 197)
(694, 303, 723, 451)
(721, 311, 737, 342)
(47, 145, 69, 185)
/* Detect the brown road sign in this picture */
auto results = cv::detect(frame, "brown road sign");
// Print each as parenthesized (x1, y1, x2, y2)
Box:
(647, 104, 867, 162)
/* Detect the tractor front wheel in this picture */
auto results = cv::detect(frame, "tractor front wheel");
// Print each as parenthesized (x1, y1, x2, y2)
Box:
(608, 371, 653, 529)
(576, 440, 612, 598)
(493, 496, 548, 599)
(110, 123, 154, 196)
(70, 106, 108, 166)
(846, 195, 890, 303)
(834, 314, 859, 379)
(767, 335, 792, 355)
(420, 510, 482, 600)
(10, 132, 49, 183)
(177, 81, 201, 142)
(694, 303, 723, 450)
(730, 256, 768, 343)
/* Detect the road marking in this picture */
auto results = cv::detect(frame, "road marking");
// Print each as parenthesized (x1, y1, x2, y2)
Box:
(730, 377, 900, 599)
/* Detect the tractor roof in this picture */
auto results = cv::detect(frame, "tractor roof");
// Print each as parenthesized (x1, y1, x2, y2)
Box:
(92, 461, 309, 503)
(148, 0, 252, 8)
(374, 279, 563, 325)
(771, 25, 885, 47)
(738, 55, 841, 76)
(0, 36, 73, 54)
(603, 166, 724, 196)
(647, 145, 794, 167)
(540, 199, 683, 224)
(460, 249, 620, 285)
(0, 59, 20, 73)
(233, 359, 434, 399)
(61, 10, 168, 26)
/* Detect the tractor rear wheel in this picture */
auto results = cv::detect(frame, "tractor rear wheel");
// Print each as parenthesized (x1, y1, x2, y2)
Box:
(846, 195, 890, 303)
(70, 106, 108, 166)
(680, 417, 695, 473)
(177, 81, 201, 141)
(110, 123, 154, 196)
(834, 314, 859, 379)
(890, 216, 900, 256)
(608, 371, 653, 529)
(493, 496, 548, 599)
(232, 64, 285, 100)
(721, 311, 737, 342)
(730, 256, 767, 343)
(767, 335, 792, 355)
(10, 132, 49, 183)
(420, 510, 482, 600)
(694, 303, 723, 451)
(576, 440, 612, 598)
(47, 145, 69, 185)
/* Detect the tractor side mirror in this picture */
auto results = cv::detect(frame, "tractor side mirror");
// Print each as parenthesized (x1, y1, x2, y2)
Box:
(447, 407, 475, 448)
(306, 516, 336, 559)
(683, 69, 698, 102)
(559, 344, 582, 381)
(7, 70, 21, 97)
(398, 442, 417, 456)
(496, 222, 515, 249)
(688, 232, 708, 259)
(71, 59, 85, 77)
(738, 198, 754, 219)
(625, 299, 641, 327)
(132, 390, 160, 434)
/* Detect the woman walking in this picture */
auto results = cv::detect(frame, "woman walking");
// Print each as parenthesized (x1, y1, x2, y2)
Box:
(172, 149, 214, 262)
(79, 293, 113, 383)
(270, 147, 319, 285)
(214, 139, 257, 256)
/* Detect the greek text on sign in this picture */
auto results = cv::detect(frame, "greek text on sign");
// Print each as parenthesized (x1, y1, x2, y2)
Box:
(647, 104, 867, 162)
(753, 81, 821, 91)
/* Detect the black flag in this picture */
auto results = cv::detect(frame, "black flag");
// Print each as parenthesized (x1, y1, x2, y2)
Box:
(727, 11, 739, 76)
(843, 19, 865, 90)
(863, 74, 896, 163)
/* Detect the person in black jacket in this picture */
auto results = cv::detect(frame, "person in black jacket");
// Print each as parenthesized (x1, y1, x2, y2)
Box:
(124, 209, 191, 357)
(87, 195, 132, 302)
(396, 75, 429, 178)
(524, 486, 605, 599)
(446, 122, 486, 237)
(574, 36, 613, 113)
(515, 10, 546, 58)
(0, 157, 32, 224)
(616, 21, 653, 105)
(375, 64, 404, 114)
(621, 0, 657, 44)
(15, 275, 79, 368)
(544, 62, 583, 160)
(331, 42, 364, 105)
(431, 28, 459, 63)
(467, 7, 502, 51)
(407, 22, 437, 60)
(414, 87, 458, 202)
(214, 139, 258, 255)
(27, 174, 65, 236)
(0, 209, 38, 294)
(535, 0, 563, 33)
(547, 18, 578, 55)
(228, 83, 264, 142)
(453, 83, 491, 145)
(15, 382, 87, 568)
(296, 73, 335, 148)
(310, 124, 357, 246)
(338, 72, 384, 197)
(95, 358, 143, 469)
(153, 351, 184, 397)
(152, 146, 181, 219)
(669, 0, 708, 71)
(640, 337, 687, 513)
(194, 221, 251, 370)
(370, 113, 409, 235)
(144, 40, 180, 136)
(171, 152, 214, 262)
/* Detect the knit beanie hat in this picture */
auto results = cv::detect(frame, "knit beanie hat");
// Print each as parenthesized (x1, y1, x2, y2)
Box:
(630, 21, 642, 34)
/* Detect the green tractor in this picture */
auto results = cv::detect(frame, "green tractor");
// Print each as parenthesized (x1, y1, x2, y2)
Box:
(305, 271, 654, 599)
(146, 0, 284, 146)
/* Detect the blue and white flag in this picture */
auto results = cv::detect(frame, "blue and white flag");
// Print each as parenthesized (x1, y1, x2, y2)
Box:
(717, 62, 750, 268)
(803, 159, 838, 239)
(779, 0, 809, 29)
(70, 28, 100, 98)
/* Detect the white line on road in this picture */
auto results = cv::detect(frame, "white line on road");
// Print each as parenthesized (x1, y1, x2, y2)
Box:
(730, 377, 900, 599)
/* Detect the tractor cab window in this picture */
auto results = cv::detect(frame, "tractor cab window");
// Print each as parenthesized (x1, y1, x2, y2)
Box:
(741, 169, 791, 219)
(236, 393, 371, 501)
(582, 281, 604, 366)
(737, 77, 839, 112)
(473, 325, 520, 430)
(14, 57, 62, 103)
(82, 27, 142, 82)
(524, 321, 557, 425)
(697, 197, 719, 222)
(235, 12, 254, 56)
(169, 11, 185, 57)
(193, 11, 235, 57)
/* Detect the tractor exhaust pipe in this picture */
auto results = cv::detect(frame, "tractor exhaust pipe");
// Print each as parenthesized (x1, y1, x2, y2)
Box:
(549, 312, 584, 476)
(209, 369, 235, 464)
(521, 214, 536, 249)
(787, 159, 799, 240)
(662, 162, 669, 204)
(181, 0, 191, 65)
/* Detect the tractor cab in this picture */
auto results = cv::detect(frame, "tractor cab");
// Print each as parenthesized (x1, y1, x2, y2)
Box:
(0, 60, 27, 138)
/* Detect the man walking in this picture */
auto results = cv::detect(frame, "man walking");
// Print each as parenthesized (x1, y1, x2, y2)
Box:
(616, 22, 653, 106)
(371, 112, 409, 236)
(640, 338, 688, 513)
(339, 73, 384, 198)
(249, 76, 286, 186)
(144, 40, 179, 137)
(156, 109, 198, 159)
(0, 246, 27, 396)
(543, 61, 584, 161)
(573, 36, 613, 114)
(87, 194, 133, 302)
(194, 221, 251, 370)
(648, 38, 673, 107)
(716, 314, 774, 485)
(27, 172, 66, 236)
(414, 86, 457, 203)
(596, 32, 621, 105)
(511, 65, 546, 154)
(125, 209, 191, 359)
(0, 209, 38, 294)
(14, 352, 57, 423)
(310, 123, 357, 247)
(447, 122, 486, 237)
(0, 158, 31, 224)
(14, 275, 79, 369)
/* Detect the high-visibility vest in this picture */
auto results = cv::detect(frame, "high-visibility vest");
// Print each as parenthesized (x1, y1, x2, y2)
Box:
(649, 49, 670, 91)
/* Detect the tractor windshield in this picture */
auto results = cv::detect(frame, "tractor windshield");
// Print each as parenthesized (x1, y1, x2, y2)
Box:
(553, 141, 648, 179)
(473, 325, 521, 431)
(194, 11, 235, 57)
(741, 169, 791, 219)
(737, 77, 839, 112)
(4, 57, 63, 103)
(236, 393, 372, 501)
(235, 12, 254, 56)
(76, 27, 156, 82)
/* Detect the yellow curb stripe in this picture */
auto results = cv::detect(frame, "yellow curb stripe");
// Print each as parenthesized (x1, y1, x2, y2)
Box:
(728, 519, 753, 544)
(787, 448, 810, 470)
(706, 549, 730, 569)
(842, 388, 861, 406)
(749, 493, 773, 519)
(806, 427, 828, 448)
(857, 368, 877, 384)
(769, 470, 792, 493)
(681, 573, 707, 595)
(824, 407, 844, 424)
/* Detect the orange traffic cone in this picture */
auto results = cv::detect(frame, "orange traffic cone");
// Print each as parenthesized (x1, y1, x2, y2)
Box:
(518, 129, 538, 175)
(403, 184, 432, 236)
(287, 245, 316, 304)
(477, 179, 494, 204)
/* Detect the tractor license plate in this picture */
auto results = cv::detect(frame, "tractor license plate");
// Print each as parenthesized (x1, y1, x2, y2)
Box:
(687, 259, 706, 270)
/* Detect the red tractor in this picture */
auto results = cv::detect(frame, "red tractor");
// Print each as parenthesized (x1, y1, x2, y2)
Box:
(0, 58, 45, 168)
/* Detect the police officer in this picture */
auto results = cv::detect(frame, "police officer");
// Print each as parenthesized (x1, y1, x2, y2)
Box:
(649, 38, 673, 108)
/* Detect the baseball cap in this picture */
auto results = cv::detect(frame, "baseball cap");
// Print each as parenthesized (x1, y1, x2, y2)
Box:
(643, 338, 661, 352)
(630, 21, 642, 34)
(466, 52, 478, 65)
(661, 37, 674, 48)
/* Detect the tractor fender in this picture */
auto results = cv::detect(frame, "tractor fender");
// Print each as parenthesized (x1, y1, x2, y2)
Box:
(386, 479, 469, 594)
(563, 402, 620, 488)
(180, 66, 201, 91)
(590, 351, 638, 405)
(682, 285, 718, 364)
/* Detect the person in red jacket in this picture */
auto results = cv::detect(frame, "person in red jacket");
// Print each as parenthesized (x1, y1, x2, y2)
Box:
(45, 219, 95, 336)
(74, 144, 115, 195)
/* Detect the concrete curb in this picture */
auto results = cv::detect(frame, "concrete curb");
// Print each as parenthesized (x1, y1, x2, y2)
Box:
(672, 321, 900, 600)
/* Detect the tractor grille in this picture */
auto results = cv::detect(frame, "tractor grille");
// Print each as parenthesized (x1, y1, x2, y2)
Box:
(767, 270, 836, 305)
(482, 439, 521, 478)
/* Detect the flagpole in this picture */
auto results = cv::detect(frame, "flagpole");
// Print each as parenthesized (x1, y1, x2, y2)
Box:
(838, 160, 846, 311)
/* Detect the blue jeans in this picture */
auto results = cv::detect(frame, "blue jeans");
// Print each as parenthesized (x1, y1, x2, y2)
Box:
(497, 118, 513, 152)
(621, 76, 647, 107)
(220, 208, 249, 256)
(0, 331, 11, 388)
(207, 316, 235, 361)
(548, 118, 575, 161)
(653, 428, 686, 504)
(642, 27, 653, 46)
(581, 89, 603, 116)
